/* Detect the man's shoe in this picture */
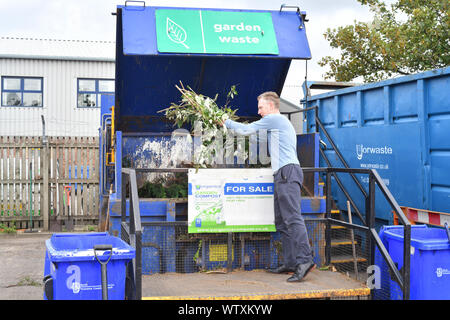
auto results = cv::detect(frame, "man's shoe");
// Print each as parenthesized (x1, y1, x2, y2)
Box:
(267, 265, 294, 274)
(286, 261, 316, 282)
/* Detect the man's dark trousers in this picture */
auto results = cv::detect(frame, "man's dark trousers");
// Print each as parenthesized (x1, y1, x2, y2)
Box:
(274, 163, 313, 269)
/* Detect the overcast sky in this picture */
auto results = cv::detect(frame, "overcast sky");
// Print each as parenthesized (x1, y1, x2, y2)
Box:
(0, 0, 374, 103)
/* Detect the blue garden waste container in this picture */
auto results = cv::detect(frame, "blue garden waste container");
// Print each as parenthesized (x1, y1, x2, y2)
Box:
(43, 232, 135, 300)
(380, 225, 450, 300)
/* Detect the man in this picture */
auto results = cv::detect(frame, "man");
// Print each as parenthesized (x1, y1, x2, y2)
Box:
(221, 91, 315, 282)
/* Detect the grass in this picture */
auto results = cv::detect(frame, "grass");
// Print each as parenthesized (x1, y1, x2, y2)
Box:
(16, 276, 41, 287)
(6, 276, 42, 288)
(0, 223, 16, 234)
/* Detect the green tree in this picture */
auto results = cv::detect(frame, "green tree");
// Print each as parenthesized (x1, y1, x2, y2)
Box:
(319, 0, 450, 82)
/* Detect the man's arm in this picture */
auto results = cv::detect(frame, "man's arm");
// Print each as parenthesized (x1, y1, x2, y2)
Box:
(224, 117, 271, 136)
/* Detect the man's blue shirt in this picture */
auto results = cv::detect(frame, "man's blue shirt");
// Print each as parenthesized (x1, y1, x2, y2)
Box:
(225, 113, 299, 172)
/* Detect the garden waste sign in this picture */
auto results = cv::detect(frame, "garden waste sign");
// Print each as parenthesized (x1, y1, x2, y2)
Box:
(188, 169, 276, 233)
(155, 9, 279, 55)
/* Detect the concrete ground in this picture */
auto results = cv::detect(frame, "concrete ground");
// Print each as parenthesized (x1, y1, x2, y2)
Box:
(0, 231, 52, 300)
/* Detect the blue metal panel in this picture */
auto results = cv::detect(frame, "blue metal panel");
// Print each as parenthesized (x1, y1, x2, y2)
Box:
(100, 94, 115, 117)
(109, 199, 187, 220)
(108, 198, 188, 239)
(297, 133, 320, 196)
(363, 88, 385, 125)
(114, 5, 311, 133)
(425, 74, 450, 115)
(339, 94, 358, 127)
(303, 214, 326, 267)
(244, 240, 271, 270)
(122, 134, 176, 168)
(319, 98, 337, 127)
(322, 123, 423, 222)
(301, 198, 326, 214)
(115, 54, 291, 133)
(114, 131, 123, 198)
(391, 81, 417, 122)
(140, 225, 176, 274)
(306, 67, 450, 222)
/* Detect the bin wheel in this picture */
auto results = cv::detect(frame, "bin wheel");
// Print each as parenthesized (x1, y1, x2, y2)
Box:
(43, 275, 53, 300)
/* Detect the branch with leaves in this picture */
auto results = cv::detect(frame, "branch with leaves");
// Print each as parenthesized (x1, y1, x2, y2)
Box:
(319, 0, 449, 82)
(159, 82, 239, 130)
(159, 82, 246, 169)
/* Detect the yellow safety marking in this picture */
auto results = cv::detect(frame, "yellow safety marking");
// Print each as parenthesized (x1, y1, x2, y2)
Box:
(331, 240, 358, 246)
(209, 244, 234, 262)
(332, 257, 367, 264)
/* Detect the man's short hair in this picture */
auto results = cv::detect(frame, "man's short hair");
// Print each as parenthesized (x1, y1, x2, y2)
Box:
(257, 91, 280, 109)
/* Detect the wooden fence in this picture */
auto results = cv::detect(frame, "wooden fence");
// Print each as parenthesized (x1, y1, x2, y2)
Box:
(0, 136, 99, 230)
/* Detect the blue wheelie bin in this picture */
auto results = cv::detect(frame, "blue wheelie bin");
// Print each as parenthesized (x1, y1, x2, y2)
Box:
(378, 224, 450, 300)
(43, 232, 135, 300)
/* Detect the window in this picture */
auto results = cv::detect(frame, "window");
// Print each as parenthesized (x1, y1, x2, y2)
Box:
(77, 78, 114, 108)
(1, 76, 43, 107)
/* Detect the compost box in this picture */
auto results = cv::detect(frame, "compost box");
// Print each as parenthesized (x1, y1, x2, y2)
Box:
(100, 4, 327, 275)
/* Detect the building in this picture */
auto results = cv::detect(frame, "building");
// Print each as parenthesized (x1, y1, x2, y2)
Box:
(279, 97, 303, 134)
(0, 37, 115, 137)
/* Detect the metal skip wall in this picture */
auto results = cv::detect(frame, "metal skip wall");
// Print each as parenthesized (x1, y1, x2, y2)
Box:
(305, 67, 450, 223)
(0, 57, 114, 137)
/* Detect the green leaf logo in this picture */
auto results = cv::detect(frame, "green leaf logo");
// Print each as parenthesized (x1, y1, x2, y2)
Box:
(167, 17, 189, 49)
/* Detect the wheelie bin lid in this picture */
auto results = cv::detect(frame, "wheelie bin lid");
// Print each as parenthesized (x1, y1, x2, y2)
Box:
(383, 225, 450, 251)
(45, 232, 136, 262)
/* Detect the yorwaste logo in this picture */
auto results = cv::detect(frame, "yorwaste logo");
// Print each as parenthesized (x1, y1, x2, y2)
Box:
(356, 144, 393, 160)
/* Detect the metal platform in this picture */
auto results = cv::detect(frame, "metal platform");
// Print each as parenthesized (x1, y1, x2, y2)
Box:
(142, 269, 370, 300)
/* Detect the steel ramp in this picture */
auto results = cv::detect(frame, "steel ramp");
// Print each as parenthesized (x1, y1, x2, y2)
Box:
(142, 269, 370, 300)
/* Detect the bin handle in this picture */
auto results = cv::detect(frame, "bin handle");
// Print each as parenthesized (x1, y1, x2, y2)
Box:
(445, 223, 450, 243)
(94, 245, 113, 265)
(279, 4, 307, 29)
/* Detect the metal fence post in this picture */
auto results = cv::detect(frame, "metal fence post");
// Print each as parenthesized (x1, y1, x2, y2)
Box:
(227, 232, 233, 272)
(403, 224, 411, 300)
(42, 140, 50, 231)
(325, 169, 332, 266)
(121, 172, 127, 224)
(367, 172, 376, 267)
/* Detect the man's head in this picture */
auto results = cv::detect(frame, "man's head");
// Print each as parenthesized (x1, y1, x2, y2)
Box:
(257, 91, 280, 117)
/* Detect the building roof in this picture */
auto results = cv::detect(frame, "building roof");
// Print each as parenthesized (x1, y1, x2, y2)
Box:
(280, 97, 301, 112)
(0, 37, 115, 62)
